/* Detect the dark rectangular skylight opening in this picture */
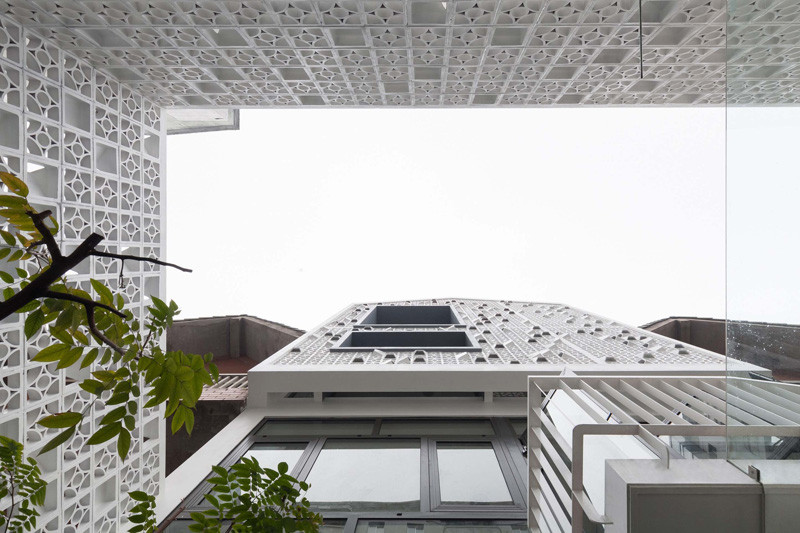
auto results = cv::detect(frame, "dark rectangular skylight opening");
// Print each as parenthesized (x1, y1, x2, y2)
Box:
(359, 305, 462, 327)
(332, 331, 480, 351)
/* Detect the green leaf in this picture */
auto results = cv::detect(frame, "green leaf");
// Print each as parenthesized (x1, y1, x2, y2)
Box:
(117, 429, 131, 460)
(0, 171, 29, 197)
(48, 326, 73, 345)
(80, 348, 99, 369)
(39, 427, 76, 455)
(86, 422, 122, 446)
(31, 343, 71, 363)
(176, 366, 194, 382)
(79, 379, 103, 395)
(24, 309, 45, 339)
(90, 279, 114, 306)
(99, 406, 126, 426)
(15, 299, 40, 314)
(72, 330, 89, 346)
(171, 405, 186, 434)
(0, 270, 13, 283)
(184, 408, 195, 435)
(37, 412, 82, 429)
(55, 347, 83, 369)
(129, 491, 150, 502)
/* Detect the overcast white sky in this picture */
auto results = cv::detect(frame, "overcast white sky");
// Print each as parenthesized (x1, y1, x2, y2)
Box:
(166, 107, 727, 330)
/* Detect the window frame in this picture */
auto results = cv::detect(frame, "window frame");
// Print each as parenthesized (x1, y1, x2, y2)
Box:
(173, 418, 528, 533)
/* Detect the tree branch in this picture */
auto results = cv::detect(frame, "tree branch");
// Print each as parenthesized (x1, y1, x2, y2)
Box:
(43, 290, 125, 355)
(85, 304, 124, 355)
(25, 210, 60, 260)
(42, 290, 125, 319)
(0, 233, 103, 321)
(89, 250, 192, 273)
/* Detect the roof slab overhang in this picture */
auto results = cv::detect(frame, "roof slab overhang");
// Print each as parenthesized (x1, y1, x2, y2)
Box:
(4, 0, 794, 108)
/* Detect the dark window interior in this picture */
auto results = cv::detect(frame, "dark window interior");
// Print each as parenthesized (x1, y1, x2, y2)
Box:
(359, 305, 460, 326)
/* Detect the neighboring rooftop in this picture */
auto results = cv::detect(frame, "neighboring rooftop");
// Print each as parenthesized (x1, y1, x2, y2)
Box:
(164, 314, 303, 475)
(4, 0, 784, 107)
(644, 316, 800, 382)
(166, 314, 304, 373)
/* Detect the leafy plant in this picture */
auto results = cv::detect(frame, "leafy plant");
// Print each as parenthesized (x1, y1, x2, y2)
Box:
(0, 169, 217, 460)
(127, 491, 157, 533)
(0, 436, 47, 533)
(188, 459, 321, 533)
(1, 169, 318, 533)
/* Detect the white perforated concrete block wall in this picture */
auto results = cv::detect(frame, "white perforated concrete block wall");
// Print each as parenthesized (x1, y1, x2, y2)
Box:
(0, 13, 165, 533)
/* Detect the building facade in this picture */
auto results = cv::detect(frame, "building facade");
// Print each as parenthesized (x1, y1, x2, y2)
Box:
(162, 299, 788, 532)
(0, 1, 798, 531)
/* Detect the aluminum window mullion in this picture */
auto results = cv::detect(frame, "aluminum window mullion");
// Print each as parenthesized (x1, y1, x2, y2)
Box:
(420, 436, 431, 513)
(343, 517, 358, 533)
(296, 437, 326, 482)
(428, 438, 443, 510)
(492, 418, 528, 478)
(489, 419, 528, 507)
(490, 438, 527, 510)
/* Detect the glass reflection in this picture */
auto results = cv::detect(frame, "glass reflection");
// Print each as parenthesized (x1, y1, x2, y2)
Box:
(242, 442, 307, 474)
(305, 439, 420, 511)
(436, 443, 513, 505)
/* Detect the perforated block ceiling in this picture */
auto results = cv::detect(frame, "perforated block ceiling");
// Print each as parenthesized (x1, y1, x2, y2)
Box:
(6, 0, 791, 107)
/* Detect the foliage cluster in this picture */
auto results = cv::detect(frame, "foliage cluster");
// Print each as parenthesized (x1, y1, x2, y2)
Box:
(187, 459, 321, 533)
(1, 169, 319, 532)
(0, 436, 46, 533)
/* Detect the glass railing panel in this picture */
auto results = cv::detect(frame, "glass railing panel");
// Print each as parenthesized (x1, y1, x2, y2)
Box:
(726, 3, 800, 524)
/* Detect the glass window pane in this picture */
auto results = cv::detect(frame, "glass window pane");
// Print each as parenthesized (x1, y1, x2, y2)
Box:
(380, 419, 494, 436)
(256, 419, 375, 437)
(319, 520, 348, 533)
(355, 520, 527, 533)
(305, 439, 420, 511)
(242, 442, 307, 473)
(436, 443, 513, 505)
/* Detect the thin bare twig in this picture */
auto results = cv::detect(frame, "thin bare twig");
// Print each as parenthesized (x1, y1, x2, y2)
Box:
(90, 250, 192, 273)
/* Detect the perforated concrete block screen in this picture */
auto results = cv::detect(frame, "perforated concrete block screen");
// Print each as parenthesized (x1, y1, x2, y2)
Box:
(333, 331, 480, 351)
(359, 305, 460, 326)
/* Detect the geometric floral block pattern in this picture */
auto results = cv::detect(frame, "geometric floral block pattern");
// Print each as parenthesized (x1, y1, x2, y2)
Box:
(272, 298, 728, 366)
(0, 13, 164, 533)
(0, 0, 760, 107)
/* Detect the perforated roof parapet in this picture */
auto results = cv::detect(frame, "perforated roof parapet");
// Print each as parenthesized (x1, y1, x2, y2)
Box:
(272, 298, 725, 366)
